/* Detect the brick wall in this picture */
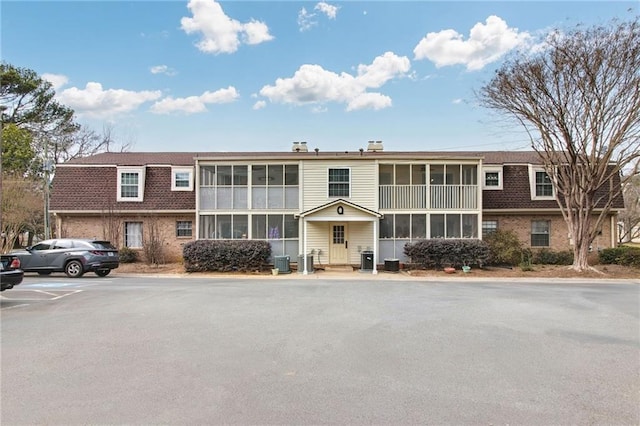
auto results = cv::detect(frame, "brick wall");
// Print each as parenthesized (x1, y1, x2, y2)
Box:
(483, 213, 616, 251)
(54, 214, 195, 262)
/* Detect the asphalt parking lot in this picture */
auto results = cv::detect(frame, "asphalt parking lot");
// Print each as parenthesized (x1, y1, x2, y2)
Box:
(2, 274, 639, 425)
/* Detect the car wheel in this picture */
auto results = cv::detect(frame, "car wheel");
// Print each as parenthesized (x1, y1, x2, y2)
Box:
(37, 271, 52, 275)
(95, 269, 111, 277)
(65, 260, 84, 278)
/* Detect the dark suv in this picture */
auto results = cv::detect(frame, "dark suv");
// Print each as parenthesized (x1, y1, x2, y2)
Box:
(13, 239, 119, 278)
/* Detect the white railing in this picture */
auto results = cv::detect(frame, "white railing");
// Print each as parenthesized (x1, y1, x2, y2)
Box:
(379, 185, 477, 210)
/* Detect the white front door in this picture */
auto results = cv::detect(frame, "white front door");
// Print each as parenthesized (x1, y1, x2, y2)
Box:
(329, 223, 349, 264)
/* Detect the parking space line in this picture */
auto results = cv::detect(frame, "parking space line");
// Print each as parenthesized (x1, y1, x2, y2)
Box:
(1, 303, 31, 311)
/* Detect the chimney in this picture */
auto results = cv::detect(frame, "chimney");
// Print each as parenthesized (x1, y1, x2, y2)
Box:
(292, 141, 308, 152)
(367, 140, 384, 152)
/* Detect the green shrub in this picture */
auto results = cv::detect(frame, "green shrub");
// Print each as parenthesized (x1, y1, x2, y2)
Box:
(119, 246, 138, 263)
(182, 240, 271, 272)
(484, 230, 523, 266)
(600, 246, 640, 268)
(532, 249, 574, 265)
(404, 239, 490, 269)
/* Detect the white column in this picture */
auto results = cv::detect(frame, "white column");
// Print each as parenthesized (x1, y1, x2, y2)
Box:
(372, 219, 378, 275)
(303, 219, 308, 275)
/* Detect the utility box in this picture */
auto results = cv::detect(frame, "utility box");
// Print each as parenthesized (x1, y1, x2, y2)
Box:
(384, 259, 400, 272)
(273, 255, 291, 274)
(360, 251, 374, 271)
(297, 254, 314, 274)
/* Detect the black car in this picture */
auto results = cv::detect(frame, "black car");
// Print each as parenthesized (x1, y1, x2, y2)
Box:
(1, 254, 24, 291)
(13, 239, 119, 278)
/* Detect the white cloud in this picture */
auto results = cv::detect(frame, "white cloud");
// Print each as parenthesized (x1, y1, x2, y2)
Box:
(150, 86, 239, 114)
(57, 82, 162, 118)
(315, 2, 338, 19)
(452, 98, 463, 104)
(297, 7, 317, 32)
(180, 0, 273, 54)
(259, 51, 410, 111)
(150, 65, 177, 76)
(42, 73, 69, 91)
(413, 15, 531, 71)
(252, 100, 267, 110)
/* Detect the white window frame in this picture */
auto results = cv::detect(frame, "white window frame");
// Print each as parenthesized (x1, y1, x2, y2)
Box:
(117, 167, 145, 202)
(172, 167, 194, 191)
(482, 166, 503, 190)
(124, 222, 143, 248)
(529, 165, 555, 200)
(327, 167, 351, 198)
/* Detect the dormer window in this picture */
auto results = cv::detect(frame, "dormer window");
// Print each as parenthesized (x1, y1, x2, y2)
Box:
(482, 167, 503, 190)
(172, 167, 194, 191)
(529, 166, 555, 200)
(117, 167, 145, 202)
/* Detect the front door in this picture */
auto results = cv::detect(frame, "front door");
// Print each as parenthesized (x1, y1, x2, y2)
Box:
(329, 223, 349, 264)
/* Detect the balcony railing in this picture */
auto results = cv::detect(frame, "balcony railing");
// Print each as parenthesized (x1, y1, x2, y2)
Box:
(379, 185, 478, 210)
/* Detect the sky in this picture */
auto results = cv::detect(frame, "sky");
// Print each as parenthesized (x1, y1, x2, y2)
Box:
(2, 1, 638, 153)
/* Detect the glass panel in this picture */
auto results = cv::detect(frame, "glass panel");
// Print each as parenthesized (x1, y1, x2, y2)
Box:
(252, 165, 266, 185)
(430, 214, 445, 238)
(395, 214, 410, 238)
(267, 187, 284, 209)
(284, 215, 298, 238)
(268, 215, 282, 239)
(217, 215, 232, 239)
(446, 214, 461, 238)
(285, 165, 298, 186)
(233, 188, 248, 209)
(430, 165, 444, 185)
(462, 214, 478, 238)
(285, 187, 299, 209)
(199, 215, 215, 238)
(485, 172, 499, 186)
(412, 165, 426, 185)
(333, 225, 345, 244)
(380, 216, 394, 239)
(233, 215, 248, 239)
(329, 169, 350, 197)
(252, 215, 267, 239)
(379, 164, 394, 185)
(482, 220, 498, 237)
(462, 165, 477, 185)
(217, 166, 232, 186)
(175, 172, 190, 187)
(379, 240, 395, 262)
(446, 165, 460, 185)
(269, 240, 284, 258)
(216, 187, 232, 209)
(176, 221, 193, 237)
(233, 166, 247, 186)
(252, 187, 267, 209)
(268, 165, 283, 186)
(284, 240, 298, 259)
(536, 172, 553, 196)
(395, 165, 410, 185)
(200, 167, 216, 186)
(411, 214, 426, 239)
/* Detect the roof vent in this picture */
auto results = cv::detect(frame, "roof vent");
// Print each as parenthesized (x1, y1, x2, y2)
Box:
(367, 140, 384, 152)
(292, 141, 308, 152)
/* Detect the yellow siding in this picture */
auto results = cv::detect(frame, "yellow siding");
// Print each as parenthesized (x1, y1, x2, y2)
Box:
(347, 222, 375, 264)
(301, 160, 377, 211)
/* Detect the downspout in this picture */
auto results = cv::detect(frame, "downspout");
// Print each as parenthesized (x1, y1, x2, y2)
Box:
(303, 220, 309, 275)
(372, 218, 378, 275)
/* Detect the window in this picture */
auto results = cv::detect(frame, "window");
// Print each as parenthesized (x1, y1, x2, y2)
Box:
(176, 221, 193, 237)
(430, 214, 479, 238)
(531, 220, 550, 247)
(482, 166, 503, 189)
(199, 215, 248, 239)
(251, 164, 299, 209)
(172, 168, 193, 191)
(536, 171, 553, 197)
(482, 220, 498, 238)
(199, 165, 248, 210)
(328, 168, 350, 197)
(125, 222, 143, 248)
(117, 168, 144, 202)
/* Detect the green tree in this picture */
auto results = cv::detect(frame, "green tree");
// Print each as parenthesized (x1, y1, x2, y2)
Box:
(479, 18, 640, 272)
(1, 123, 36, 175)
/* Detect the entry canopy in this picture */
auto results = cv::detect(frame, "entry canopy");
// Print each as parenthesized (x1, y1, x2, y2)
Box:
(295, 199, 383, 221)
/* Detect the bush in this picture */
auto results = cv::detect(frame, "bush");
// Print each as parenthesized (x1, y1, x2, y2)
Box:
(182, 240, 271, 272)
(119, 246, 138, 263)
(599, 246, 640, 268)
(404, 239, 490, 269)
(484, 230, 523, 266)
(532, 249, 574, 265)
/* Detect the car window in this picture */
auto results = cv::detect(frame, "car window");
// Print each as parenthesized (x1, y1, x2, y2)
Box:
(53, 240, 74, 249)
(73, 241, 93, 249)
(31, 242, 51, 251)
(91, 241, 117, 250)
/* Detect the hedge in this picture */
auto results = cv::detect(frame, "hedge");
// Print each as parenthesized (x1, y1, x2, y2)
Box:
(404, 239, 490, 269)
(599, 246, 640, 268)
(182, 240, 271, 272)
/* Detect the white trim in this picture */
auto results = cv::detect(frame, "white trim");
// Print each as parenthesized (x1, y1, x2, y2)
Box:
(528, 165, 555, 200)
(171, 167, 194, 191)
(482, 166, 503, 190)
(117, 167, 145, 202)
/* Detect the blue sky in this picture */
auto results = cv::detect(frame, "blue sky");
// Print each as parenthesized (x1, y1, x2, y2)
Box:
(2, 1, 637, 153)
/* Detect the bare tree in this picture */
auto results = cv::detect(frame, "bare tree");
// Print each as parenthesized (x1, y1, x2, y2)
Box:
(100, 203, 122, 248)
(618, 162, 640, 243)
(1, 175, 43, 252)
(142, 216, 166, 266)
(479, 18, 640, 271)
